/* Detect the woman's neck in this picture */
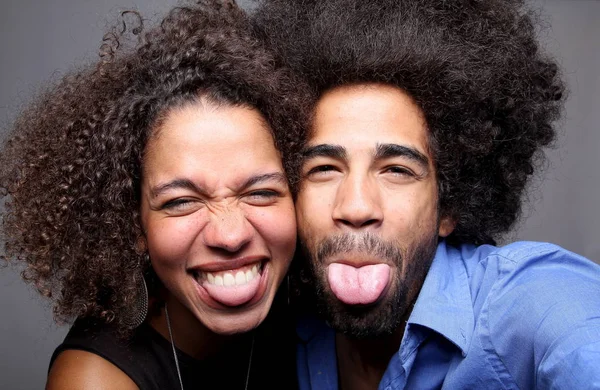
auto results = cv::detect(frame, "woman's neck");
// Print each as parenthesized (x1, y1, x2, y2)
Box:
(149, 294, 245, 360)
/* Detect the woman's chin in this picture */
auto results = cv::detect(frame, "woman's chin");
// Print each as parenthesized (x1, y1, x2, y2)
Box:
(200, 303, 272, 335)
(190, 262, 281, 335)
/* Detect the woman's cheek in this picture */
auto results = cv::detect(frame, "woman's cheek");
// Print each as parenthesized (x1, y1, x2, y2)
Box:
(146, 216, 203, 266)
(248, 203, 297, 252)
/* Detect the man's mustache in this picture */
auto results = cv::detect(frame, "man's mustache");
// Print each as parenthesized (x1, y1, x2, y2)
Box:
(315, 233, 403, 264)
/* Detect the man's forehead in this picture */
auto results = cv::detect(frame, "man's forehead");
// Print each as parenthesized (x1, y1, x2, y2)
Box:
(314, 83, 425, 117)
(308, 83, 430, 157)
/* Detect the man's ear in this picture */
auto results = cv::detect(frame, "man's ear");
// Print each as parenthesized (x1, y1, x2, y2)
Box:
(438, 215, 456, 238)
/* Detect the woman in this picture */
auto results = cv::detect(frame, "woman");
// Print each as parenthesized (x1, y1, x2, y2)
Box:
(0, 1, 310, 389)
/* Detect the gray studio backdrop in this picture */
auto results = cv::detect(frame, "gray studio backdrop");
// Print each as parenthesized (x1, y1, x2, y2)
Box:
(0, 0, 598, 388)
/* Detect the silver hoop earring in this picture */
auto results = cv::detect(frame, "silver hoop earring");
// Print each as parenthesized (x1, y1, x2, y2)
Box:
(123, 265, 149, 328)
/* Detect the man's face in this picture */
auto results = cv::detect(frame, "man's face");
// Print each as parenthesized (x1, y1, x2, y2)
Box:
(296, 83, 454, 338)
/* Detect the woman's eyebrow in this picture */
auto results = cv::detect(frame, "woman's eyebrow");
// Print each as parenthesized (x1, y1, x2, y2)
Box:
(239, 172, 288, 190)
(150, 173, 287, 199)
(150, 178, 202, 199)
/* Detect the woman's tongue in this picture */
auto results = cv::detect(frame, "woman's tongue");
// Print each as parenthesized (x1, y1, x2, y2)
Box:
(201, 266, 261, 307)
(327, 263, 390, 305)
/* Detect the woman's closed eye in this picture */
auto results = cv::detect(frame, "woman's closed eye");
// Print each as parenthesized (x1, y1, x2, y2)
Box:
(245, 189, 281, 206)
(160, 198, 201, 214)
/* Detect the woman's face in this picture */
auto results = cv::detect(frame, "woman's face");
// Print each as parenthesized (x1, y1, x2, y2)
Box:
(140, 100, 296, 335)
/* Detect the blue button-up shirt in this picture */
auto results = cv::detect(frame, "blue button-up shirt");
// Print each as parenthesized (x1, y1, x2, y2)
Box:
(297, 241, 600, 389)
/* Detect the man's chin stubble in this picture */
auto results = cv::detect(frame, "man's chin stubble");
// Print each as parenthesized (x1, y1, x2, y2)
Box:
(311, 242, 438, 338)
(316, 279, 410, 339)
(300, 231, 439, 339)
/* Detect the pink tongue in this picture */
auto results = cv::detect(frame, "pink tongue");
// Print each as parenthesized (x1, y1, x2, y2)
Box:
(327, 263, 390, 305)
(202, 275, 261, 307)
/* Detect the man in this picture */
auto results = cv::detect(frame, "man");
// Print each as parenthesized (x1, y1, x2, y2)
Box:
(253, 0, 600, 389)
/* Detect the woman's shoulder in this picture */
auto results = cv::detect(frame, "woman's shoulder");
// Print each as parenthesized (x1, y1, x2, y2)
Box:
(48, 319, 175, 390)
(47, 349, 138, 390)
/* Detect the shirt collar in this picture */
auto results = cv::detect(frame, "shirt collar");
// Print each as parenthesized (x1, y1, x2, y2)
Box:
(297, 314, 326, 342)
(407, 240, 474, 356)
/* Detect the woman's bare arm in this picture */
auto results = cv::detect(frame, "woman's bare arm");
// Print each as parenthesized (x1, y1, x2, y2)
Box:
(46, 350, 138, 390)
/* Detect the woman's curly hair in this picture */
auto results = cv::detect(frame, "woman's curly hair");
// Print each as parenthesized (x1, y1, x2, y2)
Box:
(0, 0, 310, 332)
(252, 0, 565, 245)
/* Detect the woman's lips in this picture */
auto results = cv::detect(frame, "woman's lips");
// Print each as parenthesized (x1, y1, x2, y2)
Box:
(192, 261, 270, 309)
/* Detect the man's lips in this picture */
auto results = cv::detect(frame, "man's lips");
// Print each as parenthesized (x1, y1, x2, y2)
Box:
(322, 252, 394, 268)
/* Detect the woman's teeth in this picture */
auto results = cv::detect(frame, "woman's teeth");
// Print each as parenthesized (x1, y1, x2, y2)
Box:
(200, 264, 261, 287)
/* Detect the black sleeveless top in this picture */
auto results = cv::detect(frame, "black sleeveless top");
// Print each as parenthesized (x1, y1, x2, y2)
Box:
(50, 308, 298, 389)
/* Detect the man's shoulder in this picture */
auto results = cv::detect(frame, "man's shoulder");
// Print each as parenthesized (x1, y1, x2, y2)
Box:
(455, 241, 600, 388)
(455, 240, 584, 268)
(453, 240, 600, 291)
(457, 240, 600, 332)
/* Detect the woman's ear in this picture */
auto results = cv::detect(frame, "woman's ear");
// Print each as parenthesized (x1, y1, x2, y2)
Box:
(135, 235, 148, 255)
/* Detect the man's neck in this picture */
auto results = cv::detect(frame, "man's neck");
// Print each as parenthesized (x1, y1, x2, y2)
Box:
(335, 327, 404, 390)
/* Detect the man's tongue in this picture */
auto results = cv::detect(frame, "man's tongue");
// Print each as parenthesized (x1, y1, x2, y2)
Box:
(327, 263, 390, 305)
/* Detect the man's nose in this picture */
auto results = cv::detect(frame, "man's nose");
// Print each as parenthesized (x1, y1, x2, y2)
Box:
(332, 173, 383, 229)
(202, 208, 253, 253)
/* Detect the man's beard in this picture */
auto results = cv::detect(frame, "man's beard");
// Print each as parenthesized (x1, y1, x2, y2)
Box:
(301, 231, 438, 339)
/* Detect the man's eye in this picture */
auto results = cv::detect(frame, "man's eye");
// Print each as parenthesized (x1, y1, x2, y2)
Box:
(306, 165, 337, 175)
(384, 166, 415, 176)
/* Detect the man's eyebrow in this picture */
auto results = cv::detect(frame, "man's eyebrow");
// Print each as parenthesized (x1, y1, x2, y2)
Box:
(240, 172, 288, 190)
(374, 143, 430, 169)
(302, 144, 347, 160)
(150, 179, 202, 199)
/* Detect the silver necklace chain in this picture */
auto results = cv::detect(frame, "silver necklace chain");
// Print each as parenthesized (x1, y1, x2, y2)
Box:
(164, 303, 255, 390)
(165, 303, 185, 390)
